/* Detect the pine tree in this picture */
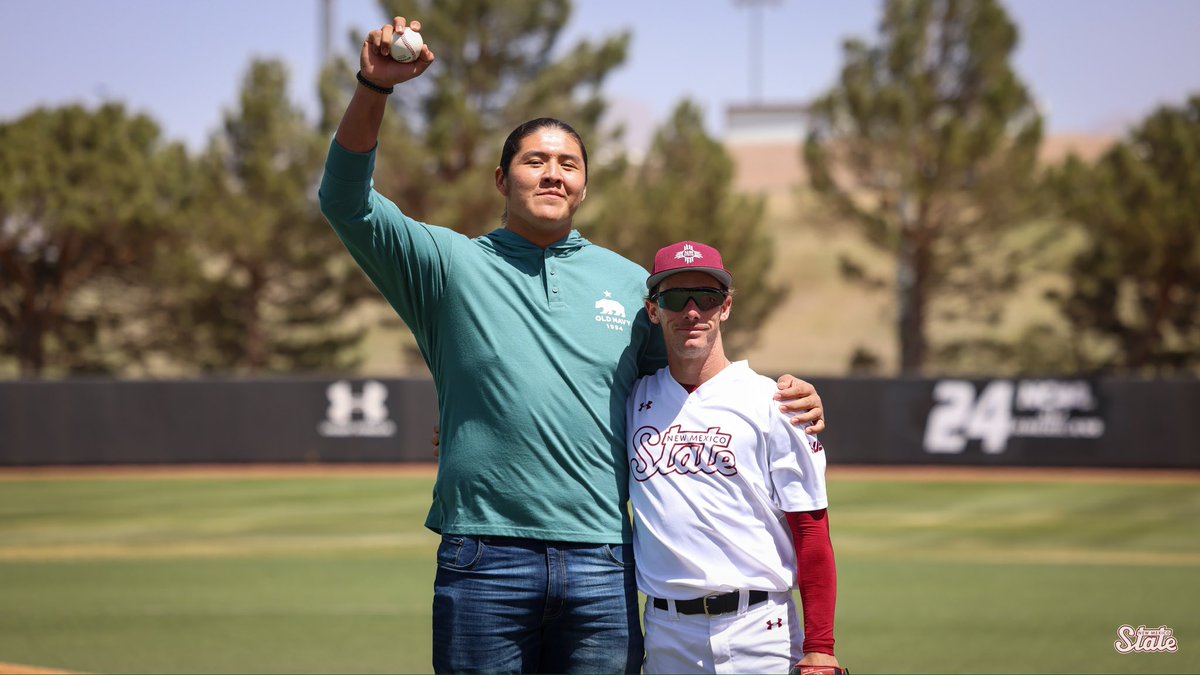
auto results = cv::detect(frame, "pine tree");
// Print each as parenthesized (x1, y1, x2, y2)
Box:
(1048, 95, 1200, 374)
(0, 104, 190, 376)
(804, 0, 1042, 374)
(174, 59, 376, 373)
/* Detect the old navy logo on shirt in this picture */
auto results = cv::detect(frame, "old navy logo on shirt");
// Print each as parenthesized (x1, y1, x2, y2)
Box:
(630, 425, 736, 480)
(593, 290, 631, 332)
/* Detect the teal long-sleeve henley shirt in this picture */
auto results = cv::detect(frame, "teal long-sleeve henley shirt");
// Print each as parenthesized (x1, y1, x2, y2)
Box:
(320, 140, 666, 544)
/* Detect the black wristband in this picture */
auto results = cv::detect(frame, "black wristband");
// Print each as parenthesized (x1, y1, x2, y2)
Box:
(356, 71, 394, 95)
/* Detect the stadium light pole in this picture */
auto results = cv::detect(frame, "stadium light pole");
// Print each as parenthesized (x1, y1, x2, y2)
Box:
(735, 0, 782, 103)
(320, 0, 335, 67)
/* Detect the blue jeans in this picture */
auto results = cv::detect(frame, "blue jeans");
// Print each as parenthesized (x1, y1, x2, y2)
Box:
(432, 535, 642, 674)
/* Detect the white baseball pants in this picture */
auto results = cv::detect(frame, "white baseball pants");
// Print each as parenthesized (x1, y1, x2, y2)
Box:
(642, 590, 802, 674)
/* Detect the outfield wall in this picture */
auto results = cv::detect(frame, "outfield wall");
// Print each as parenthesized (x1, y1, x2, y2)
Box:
(0, 377, 1196, 467)
(0, 378, 438, 465)
(807, 377, 1198, 468)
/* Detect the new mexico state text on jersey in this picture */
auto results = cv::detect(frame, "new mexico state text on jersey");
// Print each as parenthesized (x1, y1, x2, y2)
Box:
(630, 425, 737, 479)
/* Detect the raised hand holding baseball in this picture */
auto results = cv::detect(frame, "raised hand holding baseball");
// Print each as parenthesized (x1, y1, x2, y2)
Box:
(361, 17, 434, 88)
(391, 27, 424, 63)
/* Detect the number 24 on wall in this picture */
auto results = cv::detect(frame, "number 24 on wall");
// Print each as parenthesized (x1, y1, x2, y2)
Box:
(923, 380, 1014, 455)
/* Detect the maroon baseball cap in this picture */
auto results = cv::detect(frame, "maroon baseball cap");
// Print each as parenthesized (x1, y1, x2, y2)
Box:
(646, 241, 733, 290)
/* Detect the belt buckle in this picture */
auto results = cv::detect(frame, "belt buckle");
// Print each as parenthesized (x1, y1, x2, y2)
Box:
(702, 592, 723, 616)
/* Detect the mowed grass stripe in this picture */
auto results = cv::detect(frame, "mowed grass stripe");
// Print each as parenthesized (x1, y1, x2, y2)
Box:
(0, 555, 435, 674)
(829, 480, 1200, 555)
(0, 477, 438, 561)
(2, 475, 1197, 564)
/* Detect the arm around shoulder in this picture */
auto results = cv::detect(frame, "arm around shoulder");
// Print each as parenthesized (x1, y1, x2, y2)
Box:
(773, 374, 826, 434)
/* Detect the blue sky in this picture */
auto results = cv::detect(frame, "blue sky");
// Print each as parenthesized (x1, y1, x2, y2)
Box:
(2, 0, 1199, 153)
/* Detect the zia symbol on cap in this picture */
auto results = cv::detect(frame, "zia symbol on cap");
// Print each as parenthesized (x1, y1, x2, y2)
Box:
(675, 244, 703, 264)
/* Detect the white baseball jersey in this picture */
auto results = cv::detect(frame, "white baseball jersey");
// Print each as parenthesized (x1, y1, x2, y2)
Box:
(626, 360, 829, 600)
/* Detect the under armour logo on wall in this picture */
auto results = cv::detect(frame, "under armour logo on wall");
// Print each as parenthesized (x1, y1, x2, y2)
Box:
(317, 380, 396, 437)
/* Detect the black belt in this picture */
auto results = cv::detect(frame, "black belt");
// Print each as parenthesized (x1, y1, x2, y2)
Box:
(652, 590, 769, 616)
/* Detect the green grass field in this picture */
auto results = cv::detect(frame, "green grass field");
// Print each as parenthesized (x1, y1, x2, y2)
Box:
(1, 468, 1197, 674)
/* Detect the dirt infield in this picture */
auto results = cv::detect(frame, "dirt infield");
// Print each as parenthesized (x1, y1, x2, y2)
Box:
(1, 462, 1198, 484)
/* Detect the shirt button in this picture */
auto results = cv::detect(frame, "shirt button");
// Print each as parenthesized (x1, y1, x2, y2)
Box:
(550, 269, 557, 275)
(552, 287, 560, 293)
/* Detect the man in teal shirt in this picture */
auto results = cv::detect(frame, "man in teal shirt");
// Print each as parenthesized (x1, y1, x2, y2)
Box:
(320, 16, 826, 675)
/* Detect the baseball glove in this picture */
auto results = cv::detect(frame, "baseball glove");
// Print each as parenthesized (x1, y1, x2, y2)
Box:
(788, 666, 849, 675)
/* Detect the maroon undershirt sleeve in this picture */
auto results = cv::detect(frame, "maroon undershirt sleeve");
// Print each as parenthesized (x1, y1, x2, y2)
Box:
(786, 509, 836, 656)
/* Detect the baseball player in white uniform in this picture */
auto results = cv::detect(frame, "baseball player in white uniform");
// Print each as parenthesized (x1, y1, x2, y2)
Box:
(627, 241, 843, 675)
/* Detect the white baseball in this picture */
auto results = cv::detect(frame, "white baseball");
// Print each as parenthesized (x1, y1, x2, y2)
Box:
(391, 28, 424, 63)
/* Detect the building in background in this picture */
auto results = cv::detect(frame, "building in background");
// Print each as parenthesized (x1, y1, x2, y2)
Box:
(724, 102, 810, 194)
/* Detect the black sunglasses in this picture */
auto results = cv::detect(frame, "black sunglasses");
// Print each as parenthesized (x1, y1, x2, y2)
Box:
(651, 287, 728, 312)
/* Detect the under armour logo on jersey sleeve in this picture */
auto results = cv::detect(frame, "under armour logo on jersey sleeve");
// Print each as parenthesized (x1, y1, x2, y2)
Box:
(638, 400, 653, 411)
